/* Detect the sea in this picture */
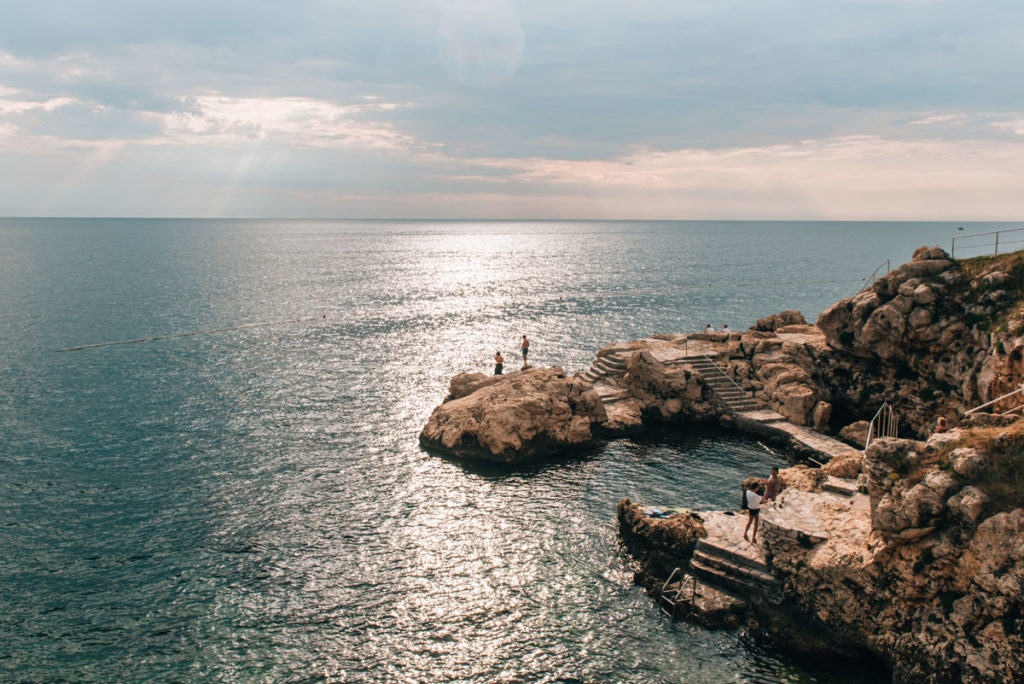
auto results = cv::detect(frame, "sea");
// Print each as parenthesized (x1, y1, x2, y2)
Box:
(1, 218, 1015, 683)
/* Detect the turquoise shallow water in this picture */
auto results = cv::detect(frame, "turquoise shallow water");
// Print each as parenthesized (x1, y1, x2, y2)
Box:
(0, 218, 1007, 682)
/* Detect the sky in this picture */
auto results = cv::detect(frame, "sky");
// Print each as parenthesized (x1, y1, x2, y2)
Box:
(1, 0, 1023, 219)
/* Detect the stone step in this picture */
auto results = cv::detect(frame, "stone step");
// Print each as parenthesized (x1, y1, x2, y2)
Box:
(692, 548, 775, 584)
(595, 389, 629, 405)
(595, 357, 627, 370)
(823, 476, 859, 497)
(688, 557, 783, 603)
(694, 539, 771, 575)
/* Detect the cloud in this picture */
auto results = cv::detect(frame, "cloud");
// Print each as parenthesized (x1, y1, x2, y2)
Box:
(2, 1, 1024, 217)
(158, 96, 421, 150)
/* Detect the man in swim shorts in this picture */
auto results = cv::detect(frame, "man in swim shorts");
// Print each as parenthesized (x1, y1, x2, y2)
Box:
(743, 484, 763, 544)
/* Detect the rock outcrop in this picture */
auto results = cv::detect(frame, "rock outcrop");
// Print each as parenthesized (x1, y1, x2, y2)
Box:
(620, 421, 1024, 682)
(419, 367, 607, 463)
(580, 247, 1024, 440)
(617, 498, 706, 586)
(816, 246, 1024, 435)
(758, 423, 1024, 683)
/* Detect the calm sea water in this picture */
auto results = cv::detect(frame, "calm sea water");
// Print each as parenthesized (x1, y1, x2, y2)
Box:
(1, 219, 1007, 683)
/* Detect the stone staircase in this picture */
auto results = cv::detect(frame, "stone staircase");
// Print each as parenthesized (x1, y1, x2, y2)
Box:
(684, 355, 763, 413)
(579, 352, 633, 406)
(689, 538, 783, 604)
(579, 352, 630, 384)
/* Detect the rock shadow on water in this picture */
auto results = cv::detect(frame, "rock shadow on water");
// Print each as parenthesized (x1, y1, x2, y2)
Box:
(419, 440, 606, 479)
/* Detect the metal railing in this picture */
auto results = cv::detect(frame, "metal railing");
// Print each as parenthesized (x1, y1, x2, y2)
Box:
(951, 227, 1024, 259)
(964, 384, 1024, 416)
(859, 259, 891, 292)
(865, 402, 898, 448)
(700, 353, 751, 396)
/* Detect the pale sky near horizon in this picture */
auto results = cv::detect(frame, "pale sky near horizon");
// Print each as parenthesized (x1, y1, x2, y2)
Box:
(1, 0, 1023, 219)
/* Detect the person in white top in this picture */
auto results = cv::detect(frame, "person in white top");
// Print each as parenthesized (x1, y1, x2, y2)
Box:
(743, 484, 763, 543)
(722, 324, 730, 333)
(704, 324, 714, 333)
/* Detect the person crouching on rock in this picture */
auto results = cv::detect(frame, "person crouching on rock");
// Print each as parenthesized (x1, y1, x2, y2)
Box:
(743, 483, 764, 544)
(494, 351, 504, 375)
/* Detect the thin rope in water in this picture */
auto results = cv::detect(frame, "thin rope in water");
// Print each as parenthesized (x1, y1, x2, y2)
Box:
(54, 316, 326, 352)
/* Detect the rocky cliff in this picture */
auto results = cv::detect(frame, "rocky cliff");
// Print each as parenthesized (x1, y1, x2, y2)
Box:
(759, 423, 1024, 683)
(816, 246, 1024, 436)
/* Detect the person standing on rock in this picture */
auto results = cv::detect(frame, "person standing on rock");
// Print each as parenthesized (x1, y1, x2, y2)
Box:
(743, 483, 763, 543)
(494, 351, 504, 375)
(764, 467, 782, 503)
(520, 335, 529, 368)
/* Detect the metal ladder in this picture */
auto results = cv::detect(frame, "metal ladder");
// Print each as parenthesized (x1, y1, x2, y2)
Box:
(659, 567, 697, 618)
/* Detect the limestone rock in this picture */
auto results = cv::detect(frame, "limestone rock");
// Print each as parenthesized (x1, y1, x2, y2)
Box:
(822, 452, 863, 479)
(622, 351, 716, 422)
(600, 397, 644, 435)
(419, 367, 607, 463)
(838, 420, 870, 448)
(778, 465, 826, 492)
(951, 447, 986, 478)
(753, 309, 806, 332)
(812, 400, 832, 430)
(948, 486, 988, 525)
(617, 498, 706, 586)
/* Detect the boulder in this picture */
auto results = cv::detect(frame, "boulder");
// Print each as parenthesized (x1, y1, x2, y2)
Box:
(839, 420, 871, 448)
(419, 367, 607, 463)
(822, 452, 863, 479)
(753, 309, 806, 332)
(623, 351, 717, 421)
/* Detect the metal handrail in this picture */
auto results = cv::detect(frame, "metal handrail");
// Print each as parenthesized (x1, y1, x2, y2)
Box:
(865, 402, 898, 448)
(859, 259, 891, 292)
(951, 227, 1024, 258)
(700, 353, 752, 396)
(965, 384, 1024, 416)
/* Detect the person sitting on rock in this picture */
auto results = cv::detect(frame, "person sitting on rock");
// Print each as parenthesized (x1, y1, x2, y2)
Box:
(704, 324, 714, 333)
(494, 351, 504, 375)
(764, 466, 782, 503)
(743, 483, 763, 544)
(934, 417, 948, 433)
(721, 324, 730, 334)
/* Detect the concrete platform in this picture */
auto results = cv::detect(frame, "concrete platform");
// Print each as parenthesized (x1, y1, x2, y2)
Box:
(700, 510, 767, 564)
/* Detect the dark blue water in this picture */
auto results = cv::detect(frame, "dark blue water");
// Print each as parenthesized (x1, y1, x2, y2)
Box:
(0, 218, 997, 682)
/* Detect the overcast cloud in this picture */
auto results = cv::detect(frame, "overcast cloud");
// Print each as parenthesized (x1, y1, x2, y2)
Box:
(1, 0, 1023, 218)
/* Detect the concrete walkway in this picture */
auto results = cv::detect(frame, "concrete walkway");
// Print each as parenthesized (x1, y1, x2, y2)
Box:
(734, 409, 863, 463)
